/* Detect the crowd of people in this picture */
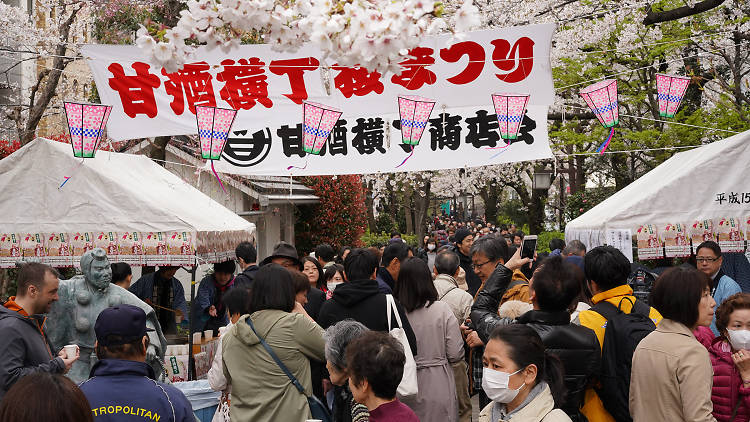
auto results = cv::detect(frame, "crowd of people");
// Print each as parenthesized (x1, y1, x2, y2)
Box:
(1, 220, 750, 422)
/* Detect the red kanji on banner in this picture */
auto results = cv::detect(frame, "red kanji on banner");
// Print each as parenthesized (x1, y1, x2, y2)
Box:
(391, 47, 437, 90)
(161, 61, 216, 115)
(491, 37, 535, 83)
(107, 62, 161, 118)
(217, 58, 273, 110)
(269, 57, 320, 104)
(332, 65, 384, 98)
(440, 41, 485, 85)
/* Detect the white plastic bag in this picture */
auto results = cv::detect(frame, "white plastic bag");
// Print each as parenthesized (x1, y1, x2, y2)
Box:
(386, 294, 418, 398)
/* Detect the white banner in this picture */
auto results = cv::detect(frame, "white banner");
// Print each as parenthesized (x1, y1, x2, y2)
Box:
(82, 24, 555, 175)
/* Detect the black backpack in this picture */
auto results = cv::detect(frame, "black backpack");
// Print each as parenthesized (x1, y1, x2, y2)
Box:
(591, 297, 656, 422)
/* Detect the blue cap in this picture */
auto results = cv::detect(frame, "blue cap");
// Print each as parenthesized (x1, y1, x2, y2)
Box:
(95, 304, 154, 346)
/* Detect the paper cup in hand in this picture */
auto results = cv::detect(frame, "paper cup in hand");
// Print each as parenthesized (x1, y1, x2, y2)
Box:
(63, 344, 78, 359)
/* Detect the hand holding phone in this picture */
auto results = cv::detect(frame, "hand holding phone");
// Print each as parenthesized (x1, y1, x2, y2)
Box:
(521, 235, 538, 259)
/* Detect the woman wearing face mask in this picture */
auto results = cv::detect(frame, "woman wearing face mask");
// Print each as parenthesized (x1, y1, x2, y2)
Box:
(426, 237, 438, 272)
(630, 266, 717, 422)
(703, 293, 750, 421)
(479, 324, 571, 422)
(324, 264, 346, 300)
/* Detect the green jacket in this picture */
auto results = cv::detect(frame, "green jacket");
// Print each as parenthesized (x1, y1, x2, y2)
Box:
(222, 310, 325, 422)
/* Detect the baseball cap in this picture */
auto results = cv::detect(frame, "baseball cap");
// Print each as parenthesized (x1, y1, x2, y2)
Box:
(95, 304, 154, 346)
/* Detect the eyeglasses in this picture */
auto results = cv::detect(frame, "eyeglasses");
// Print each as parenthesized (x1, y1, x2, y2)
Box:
(696, 257, 720, 263)
(472, 260, 492, 269)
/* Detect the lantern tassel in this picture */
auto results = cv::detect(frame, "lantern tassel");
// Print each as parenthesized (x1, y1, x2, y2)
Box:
(286, 160, 308, 171)
(211, 161, 227, 194)
(58, 159, 84, 190)
(597, 127, 615, 154)
(395, 146, 415, 168)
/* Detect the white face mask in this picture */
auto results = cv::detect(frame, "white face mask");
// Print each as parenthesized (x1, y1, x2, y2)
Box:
(482, 367, 525, 403)
(427, 244, 436, 251)
(728, 329, 750, 351)
(327, 281, 343, 292)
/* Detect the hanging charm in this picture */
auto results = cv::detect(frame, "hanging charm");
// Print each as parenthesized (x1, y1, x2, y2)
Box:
(579, 79, 619, 154)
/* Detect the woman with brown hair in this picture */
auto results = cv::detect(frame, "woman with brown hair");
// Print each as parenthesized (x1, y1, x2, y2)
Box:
(0, 372, 93, 422)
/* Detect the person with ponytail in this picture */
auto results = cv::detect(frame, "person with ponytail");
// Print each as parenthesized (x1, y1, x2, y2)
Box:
(479, 324, 571, 422)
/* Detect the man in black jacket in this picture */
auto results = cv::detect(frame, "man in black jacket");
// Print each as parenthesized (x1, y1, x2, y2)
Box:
(233, 241, 258, 290)
(0, 263, 77, 400)
(454, 228, 481, 296)
(318, 248, 417, 356)
(471, 252, 600, 422)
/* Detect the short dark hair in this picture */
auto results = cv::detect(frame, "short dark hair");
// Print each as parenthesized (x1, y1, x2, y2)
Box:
(110, 262, 131, 284)
(223, 287, 250, 316)
(696, 240, 722, 257)
(96, 336, 147, 361)
(549, 238, 566, 251)
(531, 255, 581, 312)
(214, 259, 236, 275)
(17, 263, 59, 296)
(302, 256, 325, 289)
(395, 258, 438, 313)
(344, 248, 379, 281)
(488, 324, 566, 407)
(235, 241, 257, 264)
(324, 264, 345, 283)
(315, 244, 336, 262)
(382, 242, 410, 268)
(563, 240, 586, 255)
(390, 231, 401, 238)
(513, 231, 524, 241)
(435, 251, 460, 276)
(584, 246, 631, 291)
(649, 266, 710, 328)
(249, 264, 295, 313)
(0, 372, 93, 422)
(346, 331, 405, 400)
(470, 236, 509, 262)
(290, 270, 311, 295)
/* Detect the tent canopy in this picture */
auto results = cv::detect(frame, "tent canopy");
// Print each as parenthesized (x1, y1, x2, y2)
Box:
(565, 129, 750, 249)
(0, 138, 254, 267)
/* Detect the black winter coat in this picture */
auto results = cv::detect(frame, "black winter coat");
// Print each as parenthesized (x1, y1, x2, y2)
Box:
(233, 265, 258, 291)
(470, 263, 514, 342)
(318, 279, 418, 356)
(516, 310, 601, 422)
(458, 250, 482, 297)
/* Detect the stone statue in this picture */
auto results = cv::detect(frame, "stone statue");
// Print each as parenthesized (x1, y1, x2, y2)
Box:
(46, 248, 169, 383)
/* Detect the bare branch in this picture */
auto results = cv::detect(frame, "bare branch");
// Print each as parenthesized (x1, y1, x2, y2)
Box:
(643, 0, 727, 25)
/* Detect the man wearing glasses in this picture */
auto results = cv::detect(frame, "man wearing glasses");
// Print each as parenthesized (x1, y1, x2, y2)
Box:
(696, 240, 742, 335)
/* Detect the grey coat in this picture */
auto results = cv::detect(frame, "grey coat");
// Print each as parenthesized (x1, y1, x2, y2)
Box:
(0, 304, 65, 401)
(401, 301, 465, 422)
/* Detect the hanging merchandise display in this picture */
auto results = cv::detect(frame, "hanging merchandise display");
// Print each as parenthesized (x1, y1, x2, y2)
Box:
(579, 79, 619, 154)
(302, 102, 343, 155)
(655, 74, 691, 118)
(491, 93, 530, 141)
(195, 105, 238, 193)
(396, 95, 436, 167)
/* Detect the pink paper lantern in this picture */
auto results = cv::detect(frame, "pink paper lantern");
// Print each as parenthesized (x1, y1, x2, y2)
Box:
(63, 101, 112, 158)
(656, 74, 690, 118)
(491, 93, 530, 140)
(302, 102, 343, 155)
(398, 96, 436, 146)
(579, 79, 619, 128)
(195, 105, 237, 160)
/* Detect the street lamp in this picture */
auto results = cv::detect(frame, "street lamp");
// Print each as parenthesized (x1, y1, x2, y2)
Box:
(532, 168, 553, 190)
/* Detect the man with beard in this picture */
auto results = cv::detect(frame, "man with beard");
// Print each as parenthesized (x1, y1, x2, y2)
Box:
(0, 263, 78, 400)
(46, 248, 168, 383)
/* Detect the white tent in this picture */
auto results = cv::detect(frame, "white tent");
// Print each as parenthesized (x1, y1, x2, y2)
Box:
(565, 129, 750, 258)
(0, 138, 255, 268)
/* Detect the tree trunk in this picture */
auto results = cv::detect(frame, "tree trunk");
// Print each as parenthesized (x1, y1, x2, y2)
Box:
(20, 6, 80, 145)
(147, 136, 171, 165)
(413, 180, 431, 246)
(364, 180, 376, 232)
(404, 185, 414, 235)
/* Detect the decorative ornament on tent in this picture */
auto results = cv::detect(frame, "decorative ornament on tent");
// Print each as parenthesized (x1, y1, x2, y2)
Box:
(195, 105, 238, 194)
(396, 95, 436, 168)
(656, 74, 691, 118)
(61, 101, 113, 189)
(579, 79, 618, 154)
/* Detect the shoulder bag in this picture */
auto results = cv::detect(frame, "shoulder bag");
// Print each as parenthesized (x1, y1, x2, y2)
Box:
(386, 294, 418, 398)
(245, 317, 332, 422)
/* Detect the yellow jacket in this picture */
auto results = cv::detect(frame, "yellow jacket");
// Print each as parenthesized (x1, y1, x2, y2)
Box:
(500, 269, 531, 305)
(576, 285, 663, 422)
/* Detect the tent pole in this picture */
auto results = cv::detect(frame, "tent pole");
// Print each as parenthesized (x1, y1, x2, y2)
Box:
(188, 262, 197, 381)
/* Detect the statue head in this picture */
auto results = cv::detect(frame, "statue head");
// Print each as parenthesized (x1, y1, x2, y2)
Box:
(81, 248, 112, 291)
